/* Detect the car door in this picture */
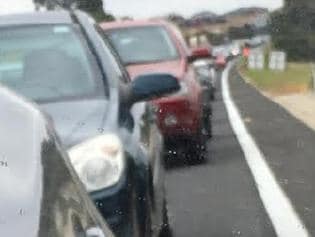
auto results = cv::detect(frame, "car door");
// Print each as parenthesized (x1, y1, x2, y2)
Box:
(97, 25, 166, 231)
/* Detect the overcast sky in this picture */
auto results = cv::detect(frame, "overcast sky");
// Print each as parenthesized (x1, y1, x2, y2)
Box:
(105, 0, 284, 18)
(0, 1, 35, 15)
(0, 0, 284, 17)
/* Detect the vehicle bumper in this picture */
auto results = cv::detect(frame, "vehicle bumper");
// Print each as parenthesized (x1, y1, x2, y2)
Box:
(154, 96, 202, 138)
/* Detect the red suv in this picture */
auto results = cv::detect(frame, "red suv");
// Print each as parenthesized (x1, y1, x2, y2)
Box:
(100, 20, 211, 158)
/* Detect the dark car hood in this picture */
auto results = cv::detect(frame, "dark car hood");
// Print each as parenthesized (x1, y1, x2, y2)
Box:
(40, 99, 116, 148)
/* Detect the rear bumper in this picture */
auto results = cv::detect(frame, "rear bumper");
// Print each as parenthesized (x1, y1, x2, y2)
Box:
(155, 96, 202, 137)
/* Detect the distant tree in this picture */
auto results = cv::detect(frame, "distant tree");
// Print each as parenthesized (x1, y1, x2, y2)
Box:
(228, 24, 254, 40)
(76, 0, 114, 22)
(120, 16, 133, 21)
(33, 0, 58, 9)
(270, 0, 315, 60)
(206, 33, 226, 46)
(33, 0, 115, 22)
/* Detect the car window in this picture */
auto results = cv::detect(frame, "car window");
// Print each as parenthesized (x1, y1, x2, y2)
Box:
(0, 24, 104, 102)
(107, 26, 179, 65)
(95, 25, 131, 83)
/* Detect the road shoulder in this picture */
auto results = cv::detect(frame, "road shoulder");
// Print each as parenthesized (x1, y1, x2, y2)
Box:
(229, 65, 315, 236)
(272, 93, 315, 131)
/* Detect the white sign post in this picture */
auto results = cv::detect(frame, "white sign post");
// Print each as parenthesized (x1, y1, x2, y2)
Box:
(269, 51, 286, 71)
(248, 52, 264, 70)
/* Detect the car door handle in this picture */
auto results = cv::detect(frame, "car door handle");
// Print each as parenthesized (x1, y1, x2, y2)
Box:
(85, 227, 106, 237)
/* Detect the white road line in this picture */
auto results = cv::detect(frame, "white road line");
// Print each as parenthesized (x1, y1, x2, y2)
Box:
(221, 63, 310, 237)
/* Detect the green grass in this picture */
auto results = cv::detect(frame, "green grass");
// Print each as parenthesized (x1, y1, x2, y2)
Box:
(240, 62, 312, 94)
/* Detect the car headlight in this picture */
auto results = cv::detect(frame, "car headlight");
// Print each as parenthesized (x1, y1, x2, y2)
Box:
(68, 134, 125, 192)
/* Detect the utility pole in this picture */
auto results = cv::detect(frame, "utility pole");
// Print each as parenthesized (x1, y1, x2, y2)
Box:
(310, 63, 315, 92)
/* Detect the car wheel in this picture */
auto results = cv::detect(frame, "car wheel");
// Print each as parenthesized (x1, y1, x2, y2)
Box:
(159, 199, 172, 237)
(202, 108, 212, 139)
(188, 125, 207, 162)
(210, 89, 215, 101)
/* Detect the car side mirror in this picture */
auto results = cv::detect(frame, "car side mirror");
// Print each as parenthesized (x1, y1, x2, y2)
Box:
(129, 73, 180, 104)
(188, 47, 212, 63)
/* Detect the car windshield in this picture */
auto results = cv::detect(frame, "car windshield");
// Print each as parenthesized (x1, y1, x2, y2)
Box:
(0, 24, 103, 102)
(107, 26, 179, 65)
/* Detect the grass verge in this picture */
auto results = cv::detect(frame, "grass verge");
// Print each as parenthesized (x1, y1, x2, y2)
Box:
(239, 61, 312, 95)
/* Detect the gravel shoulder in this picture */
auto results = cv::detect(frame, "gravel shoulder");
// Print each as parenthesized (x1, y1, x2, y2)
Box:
(272, 93, 315, 131)
(240, 67, 315, 132)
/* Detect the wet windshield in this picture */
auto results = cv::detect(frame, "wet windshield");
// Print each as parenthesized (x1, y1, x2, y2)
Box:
(0, 25, 102, 101)
(107, 26, 179, 64)
(4, 1, 315, 237)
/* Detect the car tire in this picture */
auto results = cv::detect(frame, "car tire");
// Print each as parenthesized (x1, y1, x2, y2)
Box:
(210, 89, 215, 101)
(188, 125, 207, 162)
(202, 108, 212, 139)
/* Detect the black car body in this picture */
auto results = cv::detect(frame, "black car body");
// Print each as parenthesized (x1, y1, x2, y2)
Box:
(0, 85, 114, 237)
(0, 10, 178, 236)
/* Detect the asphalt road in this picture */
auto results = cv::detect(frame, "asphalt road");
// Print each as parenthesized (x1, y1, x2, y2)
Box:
(165, 69, 276, 237)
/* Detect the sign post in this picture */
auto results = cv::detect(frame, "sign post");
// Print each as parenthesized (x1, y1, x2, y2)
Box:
(269, 51, 286, 71)
(248, 51, 264, 70)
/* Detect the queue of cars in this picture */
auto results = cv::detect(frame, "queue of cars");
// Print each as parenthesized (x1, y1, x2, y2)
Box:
(100, 20, 212, 159)
(0, 8, 226, 237)
(0, 10, 179, 237)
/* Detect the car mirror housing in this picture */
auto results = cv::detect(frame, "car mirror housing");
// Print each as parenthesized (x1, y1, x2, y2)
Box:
(129, 73, 180, 104)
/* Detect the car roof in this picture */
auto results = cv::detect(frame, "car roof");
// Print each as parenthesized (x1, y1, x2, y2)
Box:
(100, 19, 171, 30)
(0, 10, 73, 27)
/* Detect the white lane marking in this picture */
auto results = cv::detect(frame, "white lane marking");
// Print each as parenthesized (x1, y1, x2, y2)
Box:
(221, 63, 309, 237)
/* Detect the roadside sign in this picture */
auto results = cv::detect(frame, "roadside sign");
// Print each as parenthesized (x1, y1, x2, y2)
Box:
(189, 36, 198, 48)
(248, 52, 264, 70)
(269, 51, 286, 71)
